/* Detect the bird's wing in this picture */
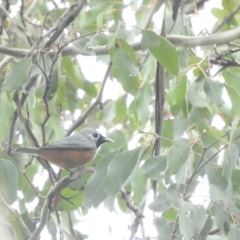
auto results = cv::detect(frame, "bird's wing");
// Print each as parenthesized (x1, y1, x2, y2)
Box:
(42, 134, 95, 150)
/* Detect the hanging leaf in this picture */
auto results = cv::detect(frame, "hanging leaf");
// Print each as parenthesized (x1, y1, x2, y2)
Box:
(2, 57, 32, 91)
(150, 36, 179, 76)
(141, 30, 159, 51)
(0, 156, 19, 204)
(204, 78, 223, 106)
(83, 150, 119, 208)
(104, 147, 141, 196)
(112, 49, 140, 95)
(165, 138, 190, 183)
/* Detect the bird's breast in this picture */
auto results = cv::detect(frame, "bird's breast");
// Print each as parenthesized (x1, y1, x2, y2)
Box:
(37, 148, 96, 169)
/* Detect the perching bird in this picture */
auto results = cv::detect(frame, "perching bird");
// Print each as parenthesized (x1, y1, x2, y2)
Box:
(15, 128, 113, 169)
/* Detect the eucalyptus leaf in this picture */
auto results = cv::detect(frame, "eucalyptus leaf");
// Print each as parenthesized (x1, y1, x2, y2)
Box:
(105, 147, 141, 196)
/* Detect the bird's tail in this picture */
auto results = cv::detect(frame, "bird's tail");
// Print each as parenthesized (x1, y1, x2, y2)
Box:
(14, 147, 40, 154)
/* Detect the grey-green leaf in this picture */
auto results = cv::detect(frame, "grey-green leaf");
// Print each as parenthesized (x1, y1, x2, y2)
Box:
(2, 57, 32, 91)
(150, 36, 179, 76)
(83, 150, 119, 208)
(104, 147, 141, 196)
(112, 49, 140, 95)
(0, 158, 19, 204)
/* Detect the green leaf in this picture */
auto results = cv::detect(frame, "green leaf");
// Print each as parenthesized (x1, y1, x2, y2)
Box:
(116, 38, 137, 65)
(150, 36, 179, 76)
(188, 107, 211, 131)
(223, 144, 239, 180)
(227, 227, 240, 240)
(115, 95, 127, 122)
(136, 82, 152, 125)
(204, 78, 223, 106)
(132, 168, 147, 205)
(154, 217, 173, 239)
(142, 155, 167, 180)
(162, 119, 174, 148)
(199, 216, 213, 239)
(232, 169, 240, 191)
(107, 21, 121, 49)
(36, 67, 59, 100)
(0, 93, 13, 142)
(187, 80, 208, 107)
(58, 188, 84, 211)
(166, 188, 180, 208)
(206, 166, 227, 186)
(83, 150, 119, 208)
(141, 30, 159, 50)
(149, 192, 169, 212)
(179, 201, 197, 240)
(229, 119, 239, 143)
(98, 100, 116, 122)
(166, 75, 187, 105)
(225, 85, 240, 115)
(0, 157, 19, 204)
(209, 184, 226, 201)
(104, 147, 141, 196)
(30, 54, 52, 76)
(2, 57, 32, 91)
(222, 68, 240, 95)
(65, 171, 91, 191)
(62, 56, 84, 88)
(179, 215, 197, 240)
(20, 212, 36, 233)
(173, 117, 188, 138)
(211, 8, 229, 19)
(210, 204, 229, 232)
(4, 207, 29, 240)
(162, 208, 178, 221)
(112, 49, 140, 95)
(165, 138, 190, 182)
(83, 80, 97, 97)
(190, 205, 208, 234)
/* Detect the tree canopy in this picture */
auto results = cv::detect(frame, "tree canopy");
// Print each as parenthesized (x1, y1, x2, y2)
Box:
(1, 0, 240, 239)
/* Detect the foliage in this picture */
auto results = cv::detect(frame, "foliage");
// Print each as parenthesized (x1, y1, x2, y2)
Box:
(1, 0, 240, 239)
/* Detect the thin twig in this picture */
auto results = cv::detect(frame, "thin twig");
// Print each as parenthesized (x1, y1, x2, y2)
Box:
(171, 130, 240, 238)
(7, 75, 38, 155)
(68, 212, 77, 239)
(36, 39, 62, 145)
(67, 61, 112, 135)
(20, 0, 32, 46)
(143, 0, 165, 30)
(44, 0, 87, 48)
(212, 3, 240, 33)
(120, 189, 145, 240)
(28, 167, 94, 240)
(129, 218, 139, 240)
(12, 87, 56, 177)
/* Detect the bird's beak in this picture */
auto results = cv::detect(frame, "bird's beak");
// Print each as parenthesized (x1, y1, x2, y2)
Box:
(102, 137, 113, 143)
(97, 135, 113, 148)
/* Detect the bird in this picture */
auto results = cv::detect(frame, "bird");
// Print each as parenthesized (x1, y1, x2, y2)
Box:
(14, 128, 113, 169)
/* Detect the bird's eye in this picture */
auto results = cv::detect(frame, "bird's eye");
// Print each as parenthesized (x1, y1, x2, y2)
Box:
(93, 133, 99, 138)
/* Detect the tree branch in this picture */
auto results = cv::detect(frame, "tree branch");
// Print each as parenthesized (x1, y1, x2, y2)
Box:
(120, 189, 145, 240)
(44, 0, 87, 48)
(0, 56, 14, 73)
(2, 26, 240, 58)
(28, 167, 94, 240)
